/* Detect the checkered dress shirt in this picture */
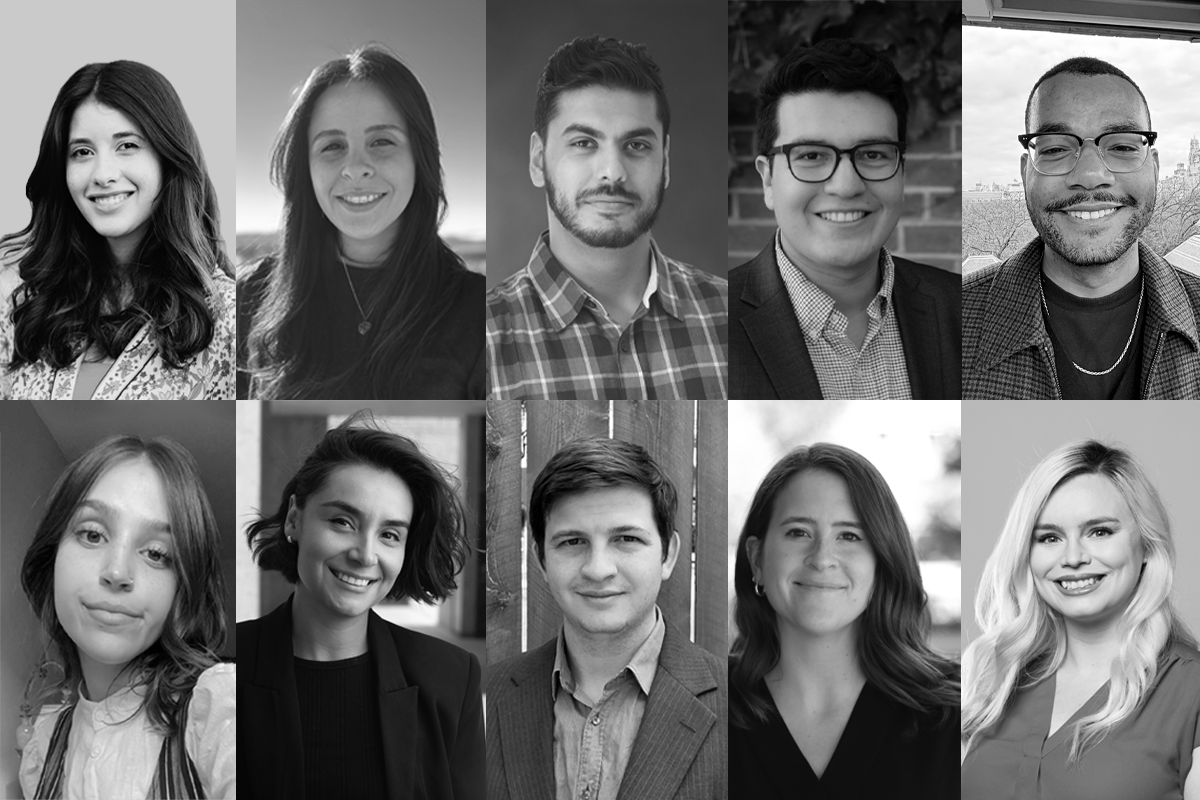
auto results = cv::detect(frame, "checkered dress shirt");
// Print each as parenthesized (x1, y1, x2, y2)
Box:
(775, 232, 912, 399)
(486, 232, 728, 399)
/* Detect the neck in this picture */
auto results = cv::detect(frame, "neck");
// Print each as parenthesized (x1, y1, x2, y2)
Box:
(339, 229, 397, 268)
(779, 233, 880, 316)
(562, 609, 657, 691)
(78, 653, 136, 702)
(1042, 241, 1140, 299)
(291, 587, 370, 661)
(546, 217, 652, 327)
(770, 622, 865, 706)
(1061, 617, 1123, 676)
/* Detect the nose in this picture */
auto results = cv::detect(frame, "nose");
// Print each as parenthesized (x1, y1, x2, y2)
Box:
(824, 153, 866, 196)
(341, 146, 375, 181)
(805, 534, 839, 570)
(580, 543, 618, 581)
(348, 533, 378, 567)
(1068, 141, 1115, 189)
(91, 150, 120, 187)
(1061, 536, 1092, 568)
(595, 143, 628, 184)
(100, 545, 134, 591)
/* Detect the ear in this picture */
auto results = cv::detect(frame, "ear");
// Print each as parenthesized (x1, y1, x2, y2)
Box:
(1020, 152, 1030, 192)
(660, 530, 681, 581)
(285, 495, 300, 537)
(663, 133, 671, 191)
(530, 132, 546, 188)
(754, 155, 775, 212)
(745, 535, 763, 583)
(1151, 147, 1159, 179)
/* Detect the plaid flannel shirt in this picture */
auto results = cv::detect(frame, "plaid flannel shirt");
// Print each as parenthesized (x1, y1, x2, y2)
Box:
(963, 237, 1200, 399)
(486, 232, 728, 399)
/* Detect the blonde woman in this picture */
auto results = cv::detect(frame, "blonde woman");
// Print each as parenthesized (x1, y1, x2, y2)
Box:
(962, 440, 1200, 800)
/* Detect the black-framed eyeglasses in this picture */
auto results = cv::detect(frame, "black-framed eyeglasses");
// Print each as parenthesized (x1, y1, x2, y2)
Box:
(765, 141, 906, 183)
(1017, 131, 1157, 175)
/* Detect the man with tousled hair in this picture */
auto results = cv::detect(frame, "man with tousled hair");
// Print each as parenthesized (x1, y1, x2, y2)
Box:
(963, 56, 1200, 399)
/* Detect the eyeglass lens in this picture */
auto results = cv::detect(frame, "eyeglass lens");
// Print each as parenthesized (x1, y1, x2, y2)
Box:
(788, 144, 901, 182)
(1026, 133, 1150, 174)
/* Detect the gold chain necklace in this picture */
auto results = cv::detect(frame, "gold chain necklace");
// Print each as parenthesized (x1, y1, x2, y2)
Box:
(1040, 274, 1142, 377)
(338, 253, 371, 336)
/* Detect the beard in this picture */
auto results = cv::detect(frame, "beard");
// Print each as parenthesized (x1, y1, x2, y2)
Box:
(545, 169, 667, 249)
(1027, 187, 1155, 268)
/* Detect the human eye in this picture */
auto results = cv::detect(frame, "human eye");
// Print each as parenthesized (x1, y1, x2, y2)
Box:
(318, 140, 346, 154)
(143, 545, 174, 568)
(569, 138, 597, 150)
(837, 531, 863, 542)
(783, 527, 811, 538)
(68, 146, 94, 160)
(329, 516, 354, 530)
(74, 526, 106, 545)
(116, 140, 141, 153)
(1089, 526, 1115, 538)
(381, 528, 406, 543)
(555, 536, 585, 548)
(371, 136, 396, 148)
(625, 140, 652, 153)
(791, 147, 829, 163)
(1035, 532, 1061, 544)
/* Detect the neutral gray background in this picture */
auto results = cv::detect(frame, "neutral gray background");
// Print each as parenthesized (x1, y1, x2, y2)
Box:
(0, 0, 236, 267)
(485, 0, 729, 290)
(961, 401, 1200, 652)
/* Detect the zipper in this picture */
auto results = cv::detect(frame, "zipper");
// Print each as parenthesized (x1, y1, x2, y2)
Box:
(1142, 331, 1164, 399)
(1042, 342, 1062, 399)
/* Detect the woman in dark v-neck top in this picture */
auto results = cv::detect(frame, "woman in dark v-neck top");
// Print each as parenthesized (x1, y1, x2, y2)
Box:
(962, 441, 1200, 800)
(729, 444, 960, 800)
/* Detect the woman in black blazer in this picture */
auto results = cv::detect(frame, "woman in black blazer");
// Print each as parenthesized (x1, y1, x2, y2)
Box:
(237, 414, 484, 800)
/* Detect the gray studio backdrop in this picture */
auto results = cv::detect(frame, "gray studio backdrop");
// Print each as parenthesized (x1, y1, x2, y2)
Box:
(485, 0, 729, 290)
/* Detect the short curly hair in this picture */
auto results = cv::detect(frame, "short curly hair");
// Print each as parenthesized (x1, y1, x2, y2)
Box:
(246, 412, 469, 603)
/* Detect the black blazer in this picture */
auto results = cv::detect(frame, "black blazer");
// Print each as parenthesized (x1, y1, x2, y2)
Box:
(729, 243, 962, 399)
(237, 596, 485, 800)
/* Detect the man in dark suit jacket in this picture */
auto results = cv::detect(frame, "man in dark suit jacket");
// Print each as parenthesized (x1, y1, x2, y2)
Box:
(486, 438, 727, 800)
(730, 39, 961, 400)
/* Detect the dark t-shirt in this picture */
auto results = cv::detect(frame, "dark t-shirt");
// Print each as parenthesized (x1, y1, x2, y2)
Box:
(1042, 271, 1145, 399)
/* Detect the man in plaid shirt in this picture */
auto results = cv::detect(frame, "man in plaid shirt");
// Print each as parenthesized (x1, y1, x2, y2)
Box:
(963, 57, 1200, 399)
(486, 36, 728, 400)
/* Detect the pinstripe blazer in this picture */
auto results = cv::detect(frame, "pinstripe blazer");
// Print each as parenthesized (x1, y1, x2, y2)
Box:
(963, 238, 1200, 399)
(729, 242, 962, 399)
(486, 622, 728, 800)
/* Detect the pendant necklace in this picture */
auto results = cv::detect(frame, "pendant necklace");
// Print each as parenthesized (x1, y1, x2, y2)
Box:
(1040, 273, 1142, 377)
(339, 253, 372, 335)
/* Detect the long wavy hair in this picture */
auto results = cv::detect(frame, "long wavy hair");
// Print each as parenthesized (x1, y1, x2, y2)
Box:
(0, 61, 231, 371)
(245, 412, 470, 603)
(731, 443, 959, 731)
(244, 44, 470, 399)
(962, 440, 1195, 763)
(20, 435, 227, 735)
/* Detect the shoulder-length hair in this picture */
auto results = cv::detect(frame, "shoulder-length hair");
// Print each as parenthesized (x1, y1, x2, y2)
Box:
(962, 440, 1194, 763)
(20, 435, 227, 735)
(730, 443, 959, 731)
(0, 60, 231, 371)
(246, 412, 470, 603)
(244, 44, 470, 399)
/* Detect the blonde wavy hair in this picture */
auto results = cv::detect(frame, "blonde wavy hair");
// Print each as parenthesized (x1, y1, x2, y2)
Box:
(962, 440, 1195, 763)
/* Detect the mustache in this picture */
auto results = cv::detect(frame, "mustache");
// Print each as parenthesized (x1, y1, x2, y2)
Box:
(577, 185, 641, 203)
(1044, 191, 1138, 213)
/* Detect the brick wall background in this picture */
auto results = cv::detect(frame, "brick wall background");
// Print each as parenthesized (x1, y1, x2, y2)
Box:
(727, 110, 963, 274)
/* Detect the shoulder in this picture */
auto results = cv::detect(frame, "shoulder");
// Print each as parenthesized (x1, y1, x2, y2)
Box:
(962, 259, 1004, 296)
(485, 269, 540, 333)
(1163, 641, 1200, 675)
(189, 663, 236, 724)
(439, 268, 485, 321)
(892, 256, 961, 292)
(381, 618, 481, 692)
(663, 254, 729, 300)
(1170, 265, 1200, 307)
(486, 640, 554, 696)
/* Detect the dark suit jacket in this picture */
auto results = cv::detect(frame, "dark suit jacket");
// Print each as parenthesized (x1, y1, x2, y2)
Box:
(729, 243, 961, 399)
(237, 597, 485, 800)
(486, 623, 728, 800)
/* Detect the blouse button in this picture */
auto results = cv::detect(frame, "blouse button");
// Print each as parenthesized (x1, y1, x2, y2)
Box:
(90, 747, 102, 758)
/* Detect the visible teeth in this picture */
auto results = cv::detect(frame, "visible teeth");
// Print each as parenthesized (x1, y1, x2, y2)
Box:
(818, 211, 866, 223)
(1066, 208, 1117, 220)
(333, 570, 371, 587)
(342, 193, 382, 205)
(1060, 576, 1100, 590)
(93, 193, 131, 208)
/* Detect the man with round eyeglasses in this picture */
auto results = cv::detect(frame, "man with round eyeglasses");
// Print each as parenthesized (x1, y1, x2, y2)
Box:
(963, 56, 1200, 399)
(730, 38, 962, 400)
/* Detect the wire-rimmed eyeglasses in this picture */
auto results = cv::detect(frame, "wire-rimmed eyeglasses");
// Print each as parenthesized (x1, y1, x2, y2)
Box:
(1018, 131, 1157, 176)
(764, 141, 906, 183)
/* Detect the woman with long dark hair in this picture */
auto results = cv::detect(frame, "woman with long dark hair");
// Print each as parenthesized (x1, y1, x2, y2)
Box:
(962, 441, 1200, 799)
(730, 443, 959, 799)
(237, 45, 484, 399)
(17, 435, 232, 798)
(238, 414, 485, 799)
(0, 61, 234, 399)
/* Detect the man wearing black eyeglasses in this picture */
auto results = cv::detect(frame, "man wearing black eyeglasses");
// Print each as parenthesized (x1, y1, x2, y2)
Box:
(963, 56, 1200, 399)
(729, 38, 962, 400)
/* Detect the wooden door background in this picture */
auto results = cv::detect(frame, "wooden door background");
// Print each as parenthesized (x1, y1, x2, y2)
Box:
(486, 400, 728, 664)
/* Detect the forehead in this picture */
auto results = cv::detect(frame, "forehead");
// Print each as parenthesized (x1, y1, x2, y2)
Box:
(309, 81, 407, 138)
(548, 86, 663, 137)
(774, 91, 897, 146)
(772, 469, 859, 519)
(313, 463, 414, 515)
(1040, 472, 1130, 519)
(69, 99, 142, 136)
(82, 457, 170, 520)
(545, 485, 658, 530)
(1028, 73, 1149, 132)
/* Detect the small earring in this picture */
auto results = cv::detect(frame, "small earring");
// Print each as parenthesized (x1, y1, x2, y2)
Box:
(754, 582, 765, 597)
(286, 535, 295, 544)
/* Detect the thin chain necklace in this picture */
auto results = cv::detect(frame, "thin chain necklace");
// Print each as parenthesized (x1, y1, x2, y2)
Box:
(1040, 273, 1143, 377)
(338, 253, 371, 335)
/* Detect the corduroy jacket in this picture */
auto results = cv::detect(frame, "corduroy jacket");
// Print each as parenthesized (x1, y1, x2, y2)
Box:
(963, 237, 1200, 399)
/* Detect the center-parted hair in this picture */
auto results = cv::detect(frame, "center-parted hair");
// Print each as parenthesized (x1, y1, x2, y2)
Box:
(528, 436, 677, 566)
(962, 440, 1194, 763)
(243, 44, 471, 399)
(534, 35, 671, 141)
(20, 435, 227, 736)
(246, 412, 469, 603)
(756, 38, 909, 158)
(730, 444, 958, 731)
(0, 61, 231, 372)
(1024, 57, 1151, 133)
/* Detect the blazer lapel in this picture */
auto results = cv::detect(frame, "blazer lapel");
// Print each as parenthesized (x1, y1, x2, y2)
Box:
(248, 597, 307, 800)
(94, 321, 156, 399)
(892, 268, 946, 399)
(368, 611, 420, 800)
(498, 642, 557, 800)
(617, 627, 718, 800)
(738, 244, 823, 399)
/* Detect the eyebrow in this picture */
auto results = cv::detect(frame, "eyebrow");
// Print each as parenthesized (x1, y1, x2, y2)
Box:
(1030, 121, 1147, 135)
(67, 131, 144, 147)
(779, 137, 897, 148)
(560, 123, 660, 142)
(319, 500, 410, 529)
(76, 499, 171, 535)
(549, 524, 652, 539)
(1032, 516, 1123, 533)
(778, 516, 863, 529)
(311, 123, 406, 141)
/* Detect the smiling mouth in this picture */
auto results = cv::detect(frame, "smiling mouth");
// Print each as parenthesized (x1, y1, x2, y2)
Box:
(817, 211, 868, 223)
(337, 192, 386, 207)
(330, 568, 378, 588)
(1054, 574, 1105, 594)
(1063, 208, 1119, 221)
(90, 192, 133, 210)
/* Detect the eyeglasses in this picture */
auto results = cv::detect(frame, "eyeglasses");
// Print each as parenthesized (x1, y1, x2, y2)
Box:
(765, 141, 905, 183)
(1017, 131, 1157, 176)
